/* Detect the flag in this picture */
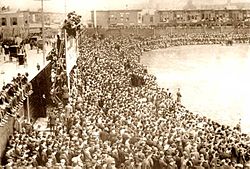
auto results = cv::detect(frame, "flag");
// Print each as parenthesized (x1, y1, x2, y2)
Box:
(65, 33, 77, 76)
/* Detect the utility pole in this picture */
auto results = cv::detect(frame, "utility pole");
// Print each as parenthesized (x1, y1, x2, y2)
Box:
(41, 0, 45, 66)
(64, 0, 67, 18)
(34, 0, 50, 66)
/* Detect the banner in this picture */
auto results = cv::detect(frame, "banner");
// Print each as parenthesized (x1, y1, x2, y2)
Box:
(66, 36, 77, 76)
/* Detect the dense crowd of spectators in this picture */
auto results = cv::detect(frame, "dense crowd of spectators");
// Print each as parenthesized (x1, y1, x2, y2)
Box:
(2, 33, 250, 168)
(134, 33, 250, 52)
(0, 73, 32, 127)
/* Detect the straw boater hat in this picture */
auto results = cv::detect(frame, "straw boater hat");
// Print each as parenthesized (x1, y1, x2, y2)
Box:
(235, 164, 243, 168)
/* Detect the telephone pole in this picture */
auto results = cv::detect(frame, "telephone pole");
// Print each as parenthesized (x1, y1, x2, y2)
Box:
(65, 0, 67, 17)
(41, 0, 45, 65)
(34, 0, 50, 66)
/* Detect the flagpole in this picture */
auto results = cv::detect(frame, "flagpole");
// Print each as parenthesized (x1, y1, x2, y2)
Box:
(64, 29, 71, 97)
(63, 0, 71, 97)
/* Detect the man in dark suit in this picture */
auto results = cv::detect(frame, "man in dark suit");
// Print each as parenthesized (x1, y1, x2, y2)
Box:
(49, 111, 56, 134)
(56, 35, 61, 54)
(40, 94, 47, 117)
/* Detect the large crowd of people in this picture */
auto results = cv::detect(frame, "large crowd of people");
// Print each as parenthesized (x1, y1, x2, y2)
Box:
(0, 72, 32, 127)
(2, 32, 250, 169)
(135, 32, 250, 52)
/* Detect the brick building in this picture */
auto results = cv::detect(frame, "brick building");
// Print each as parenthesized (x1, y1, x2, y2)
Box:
(91, 10, 143, 28)
(0, 9, 28, 39)
(0, 8, 64, 39)
(91, 9, 250, 28)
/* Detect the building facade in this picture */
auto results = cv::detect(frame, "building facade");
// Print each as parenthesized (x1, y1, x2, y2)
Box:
(0, 8, 64, 40)
(91, 10, 143, 28)
(92, 9, 250, 28)
(24, 10, 64, 36)
(0, 10, 27, 39)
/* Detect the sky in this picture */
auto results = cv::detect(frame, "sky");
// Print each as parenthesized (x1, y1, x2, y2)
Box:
(1, 0, 250, 20)
(0, 0, 144, 11)
(1, 0, 250, 12)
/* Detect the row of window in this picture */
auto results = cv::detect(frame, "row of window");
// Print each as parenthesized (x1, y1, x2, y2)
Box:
(108, 16, 154, 23)
(109, 17, 130, 21)
(142, 16, 154, 22)
(159, 15, 248, 22)
(108, 16, 247, 24)
(110, 12, 130, 18)
(1, 17, 18, 26)
(158, 13, 248, 22)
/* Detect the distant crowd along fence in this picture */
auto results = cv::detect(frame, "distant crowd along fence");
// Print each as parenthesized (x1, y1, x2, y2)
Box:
(85, 26, 250, 37)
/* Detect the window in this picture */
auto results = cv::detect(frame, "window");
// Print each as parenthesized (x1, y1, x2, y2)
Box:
(138, 13, 142, 20)
(1, 18, 6, 26)
(150, 16, 153, 22)
(11, 17, 17, 25)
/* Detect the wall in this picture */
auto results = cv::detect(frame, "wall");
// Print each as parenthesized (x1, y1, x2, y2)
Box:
(29, 62, 52, 120)
(0, 116, 14, 162)
(95, 11, 109, 28)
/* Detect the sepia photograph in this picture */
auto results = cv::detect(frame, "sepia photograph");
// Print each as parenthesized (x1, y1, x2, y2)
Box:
(0, 0, 249, 168)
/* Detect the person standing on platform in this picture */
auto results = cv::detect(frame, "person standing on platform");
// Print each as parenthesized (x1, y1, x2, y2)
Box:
(56, 35, 61, 55)
(40, 94, 47, 117)
(176, 88, 182, 104)
(48, 111, 56, 134)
